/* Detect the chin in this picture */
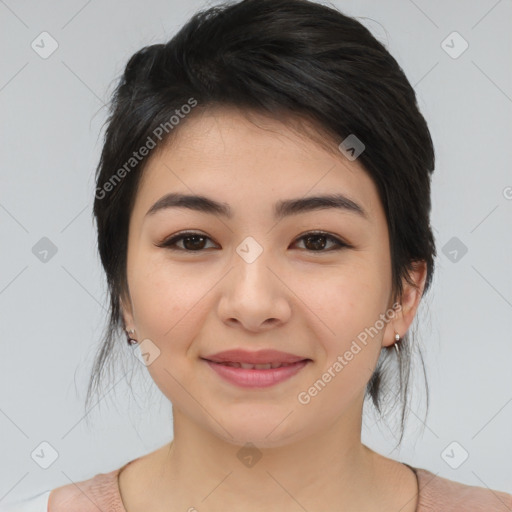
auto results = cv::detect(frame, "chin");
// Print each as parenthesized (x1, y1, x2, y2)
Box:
(210, 416, 307, 449)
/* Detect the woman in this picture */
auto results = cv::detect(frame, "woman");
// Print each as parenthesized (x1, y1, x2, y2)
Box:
(6, 0, 511, 510)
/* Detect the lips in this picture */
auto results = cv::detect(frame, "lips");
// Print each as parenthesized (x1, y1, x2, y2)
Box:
(204, 358, 310, 388)
(202, 348, 309, 366)
(212, 361, 299, 370)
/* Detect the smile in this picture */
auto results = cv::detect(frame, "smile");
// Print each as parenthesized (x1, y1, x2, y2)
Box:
(213, 361, 300, 369)
(203, 359, 311, 388)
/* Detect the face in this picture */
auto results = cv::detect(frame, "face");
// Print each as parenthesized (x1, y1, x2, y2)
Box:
(121, 107, 415, 448)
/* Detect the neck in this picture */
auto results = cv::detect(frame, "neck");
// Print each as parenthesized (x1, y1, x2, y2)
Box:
(149, 400, 385, 511)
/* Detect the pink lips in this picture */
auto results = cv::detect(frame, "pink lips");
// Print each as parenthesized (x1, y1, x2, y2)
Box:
(202, 348, 311, 388)
(203, 348, 308, 365)
(204, 359, 310, 388)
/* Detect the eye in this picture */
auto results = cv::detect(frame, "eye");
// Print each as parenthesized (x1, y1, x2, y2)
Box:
(157, 231, 217, 251)
(291, 231, 349, 252)
(157, 230, 349, 253)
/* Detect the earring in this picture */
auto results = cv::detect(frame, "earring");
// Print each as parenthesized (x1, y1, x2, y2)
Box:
(394, 331, 400, 355)
(126, 328, 137, 345)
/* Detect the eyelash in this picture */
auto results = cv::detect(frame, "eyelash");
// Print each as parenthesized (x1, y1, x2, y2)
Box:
(157, 230, 350, 253)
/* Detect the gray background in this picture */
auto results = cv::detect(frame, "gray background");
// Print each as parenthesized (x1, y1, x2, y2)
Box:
(1, 0, 511, 506)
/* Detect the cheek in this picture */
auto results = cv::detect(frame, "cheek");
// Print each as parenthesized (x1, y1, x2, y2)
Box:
(129, 263, 208, 402)
(304, 262, 389, 368)
(298, 278, 386, 407)
(312, 263, 387, 327)
(129, 258, 209, 344)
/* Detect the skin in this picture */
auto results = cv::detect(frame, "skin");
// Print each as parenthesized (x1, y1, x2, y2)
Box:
(118, 106, 427, 512)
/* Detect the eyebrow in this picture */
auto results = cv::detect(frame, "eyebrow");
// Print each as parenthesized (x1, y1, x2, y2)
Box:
(145, 192, 368, 221)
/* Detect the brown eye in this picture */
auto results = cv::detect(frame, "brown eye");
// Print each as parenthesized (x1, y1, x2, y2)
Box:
(292, 232, 348, 252)
(158, 232, 217, 251)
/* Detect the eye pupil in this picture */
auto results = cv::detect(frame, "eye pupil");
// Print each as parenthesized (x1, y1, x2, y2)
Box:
(183, 235, 206, 250)
(304, 234, 327, 251)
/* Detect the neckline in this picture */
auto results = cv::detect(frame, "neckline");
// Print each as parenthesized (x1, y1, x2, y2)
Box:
(115, 457, 141, 512)
(114, 458, 422, 512)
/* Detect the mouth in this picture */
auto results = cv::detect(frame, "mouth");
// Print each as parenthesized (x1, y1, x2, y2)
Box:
(201, 358, 312, 388)
(202, 360, 310, 370)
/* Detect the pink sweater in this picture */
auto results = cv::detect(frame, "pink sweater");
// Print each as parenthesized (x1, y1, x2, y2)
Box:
(40, 459, 512, 511)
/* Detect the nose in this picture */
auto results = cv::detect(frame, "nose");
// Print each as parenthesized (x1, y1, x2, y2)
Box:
(217, 249, 292, 332)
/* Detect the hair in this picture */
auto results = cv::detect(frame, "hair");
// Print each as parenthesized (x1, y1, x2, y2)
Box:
(87, 0, 436, 446)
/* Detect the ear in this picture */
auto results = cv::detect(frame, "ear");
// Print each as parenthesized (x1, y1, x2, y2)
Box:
(382, 260, 428, 348)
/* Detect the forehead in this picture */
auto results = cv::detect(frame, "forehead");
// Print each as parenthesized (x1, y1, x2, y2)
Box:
(134, 107, 383, 222)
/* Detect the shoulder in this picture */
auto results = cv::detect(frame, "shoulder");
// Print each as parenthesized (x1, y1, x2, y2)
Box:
(47, 467, 123, 512)
(47, 448, 162, 512)
(414, 466, 512, 511)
